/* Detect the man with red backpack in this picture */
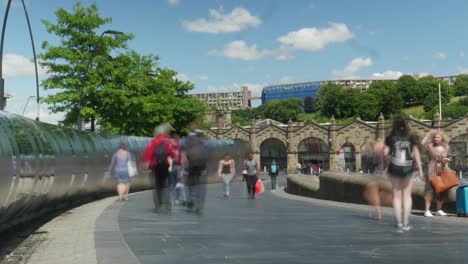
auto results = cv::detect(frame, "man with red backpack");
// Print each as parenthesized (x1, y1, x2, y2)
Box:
(142, 123, 174, 213)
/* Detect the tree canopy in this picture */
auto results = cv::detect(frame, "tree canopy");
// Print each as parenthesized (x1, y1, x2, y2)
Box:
(39, 2, 205, 136)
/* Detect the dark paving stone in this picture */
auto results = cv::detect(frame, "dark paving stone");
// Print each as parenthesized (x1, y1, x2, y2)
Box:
(95, 176, 468, 264)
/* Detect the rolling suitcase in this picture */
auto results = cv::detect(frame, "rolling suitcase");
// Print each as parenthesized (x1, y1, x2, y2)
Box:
(456, 185, 468, 217)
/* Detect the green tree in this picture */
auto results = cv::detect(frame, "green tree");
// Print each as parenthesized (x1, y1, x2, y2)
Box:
(304, 96, 316, 113)
(39, 2, 133, 129)
(96, 51, 205, 136)
(453, 74, 468, 96)
(417, 76, 451, 112)
(355, 93, 380, 120)
(368, 80, 403, 117)
(335, 89, 360, 118)
(316, 83, 342, 117)
(396, 75, 418, 104)
(232, 108, 259, 126)
(261, 98, 304, 123)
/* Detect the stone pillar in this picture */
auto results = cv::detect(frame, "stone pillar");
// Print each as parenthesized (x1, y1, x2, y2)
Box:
(287, 119, 295, 174)
(433, 112, 441, 129)
(250, 119, 258, 155)
(377, 113, 385, 140)
(355, 152, 362, 172)
(329, 116, 339, 171)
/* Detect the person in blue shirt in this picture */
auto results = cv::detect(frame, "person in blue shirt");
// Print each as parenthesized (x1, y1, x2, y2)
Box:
(270, 160, 279, 190)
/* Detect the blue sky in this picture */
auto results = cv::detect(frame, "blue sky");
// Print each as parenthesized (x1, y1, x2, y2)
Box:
(3, 0, 468, 123)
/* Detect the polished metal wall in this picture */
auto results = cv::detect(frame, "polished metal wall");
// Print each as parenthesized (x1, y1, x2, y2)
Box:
(0, 111, 246, 231)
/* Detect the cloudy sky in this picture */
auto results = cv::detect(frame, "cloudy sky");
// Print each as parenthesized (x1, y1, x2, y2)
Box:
(3, 0, 468, 124)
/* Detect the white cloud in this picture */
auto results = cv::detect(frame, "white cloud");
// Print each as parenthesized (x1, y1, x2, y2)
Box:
(198, 75, 209, 81)
(434, 52, 446, 60)
(331, 57, 372, 79)
(274, 45, 294, 61)
(277, 22, 354, 51)
(167, 0, 179, 6)
(208, 40, 271, 61)
(207, 82, 267, 97)
(174, 72, 192, 82)
(4, 53, 46, 78)
(278, 76, 294, 84)
(183, 7, 262, 34)
(460, 51, 465, 58)
(371, 70, 403, 80)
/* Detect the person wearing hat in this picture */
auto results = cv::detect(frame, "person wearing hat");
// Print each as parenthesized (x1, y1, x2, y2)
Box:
(142, 123, 175, 213)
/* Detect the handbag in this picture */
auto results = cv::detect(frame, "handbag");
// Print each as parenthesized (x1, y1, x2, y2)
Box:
(255, 179, 265, 194)
(430, 169, 460, 193)
(127, 160, 137, 177)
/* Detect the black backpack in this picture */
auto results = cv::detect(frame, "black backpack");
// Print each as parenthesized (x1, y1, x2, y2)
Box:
(186, 135, 207, 167)
(153, 140, 168, 165)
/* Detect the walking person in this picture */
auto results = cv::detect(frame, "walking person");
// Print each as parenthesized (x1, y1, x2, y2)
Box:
(217, 153, 235, 199)
(384, 115, 423, 232)
(363, 139, 386, 220)
(107, 142, 132, 201)
(421, 129, 451, 217)
(141, 123, 174, 214)
(185, 120, 208, 214)
(270, 160, 278, 189)
(169, 134, 183, 205)
(244, 152, 259, 199)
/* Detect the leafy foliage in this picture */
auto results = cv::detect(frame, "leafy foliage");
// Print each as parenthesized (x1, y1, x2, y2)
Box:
(367, 80, 404, 117)
(304, 96, 316, 113)
(453, 74, 468, 96)
(39, 2, 205, 136)
(316, 83, 342, 117)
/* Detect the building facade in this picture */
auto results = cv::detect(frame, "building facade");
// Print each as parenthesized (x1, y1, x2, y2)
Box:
(261, 74, 461, 104)
(204, 114, 468, 175)
(262, 82, 321, 104)
(192, 86, 251, 110)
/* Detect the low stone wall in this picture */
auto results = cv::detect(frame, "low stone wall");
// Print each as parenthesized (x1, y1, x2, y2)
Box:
(287, 172, 458, 212)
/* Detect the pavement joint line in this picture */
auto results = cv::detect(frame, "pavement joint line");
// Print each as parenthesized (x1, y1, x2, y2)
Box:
(271, 187, 468, 225)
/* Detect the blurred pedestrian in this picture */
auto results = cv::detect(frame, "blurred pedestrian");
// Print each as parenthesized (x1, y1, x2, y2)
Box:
(170, 134, 183, 205)
(384, 115, 422, 232)
(244, 152, 259, 199)
(217, 153, 235, 199)
(421, 129, 451, 217)
(141, 123, 174, 214)
(363, 139, 387, 220)
(270, 160, 278, 189)
(185, 120, 208, 214)
(107, 142, 132, 201)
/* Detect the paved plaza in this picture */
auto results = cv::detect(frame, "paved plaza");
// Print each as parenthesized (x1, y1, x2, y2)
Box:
(6, 175, 468, 264)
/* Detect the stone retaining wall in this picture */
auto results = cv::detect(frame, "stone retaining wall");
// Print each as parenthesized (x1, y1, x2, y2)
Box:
(287, 172, 458, 213)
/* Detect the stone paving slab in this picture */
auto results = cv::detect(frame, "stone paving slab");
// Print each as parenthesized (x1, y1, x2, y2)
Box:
(99, 179, 468, 264)
(3, 196, 117, 264)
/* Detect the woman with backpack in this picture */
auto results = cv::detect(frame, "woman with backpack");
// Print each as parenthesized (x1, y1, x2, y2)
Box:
(217, 153, 235, 199)
(384, 115, 423, 233)
(244, 152, 259, 199)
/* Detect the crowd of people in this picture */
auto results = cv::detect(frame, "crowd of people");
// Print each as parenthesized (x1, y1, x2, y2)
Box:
(106, 114, 458, 232)
(106, 119, 273, 215)
(364, 114, 456, 233)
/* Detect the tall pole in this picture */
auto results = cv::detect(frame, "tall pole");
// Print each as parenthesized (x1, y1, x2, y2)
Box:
(438, 82, 442, 120)
(21, 0, 40, 121)
(77, 30, 123, 130)
(22, 95, 36, 116)
(0, 0, 12, 111)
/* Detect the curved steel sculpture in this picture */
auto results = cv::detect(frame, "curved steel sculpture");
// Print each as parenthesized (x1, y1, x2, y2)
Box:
(0, 111, 248, 232)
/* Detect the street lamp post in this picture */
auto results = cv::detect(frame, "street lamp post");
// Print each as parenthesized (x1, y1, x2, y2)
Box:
(76, 30, 123, 131)
(22, 95, 36, 117)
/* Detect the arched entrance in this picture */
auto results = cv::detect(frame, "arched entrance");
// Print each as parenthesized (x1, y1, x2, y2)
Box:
(298, 137, 329, 174)
(450, 134, 468, 177)
(340, 142, 356, 172)
(260, 138, 287, 173)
